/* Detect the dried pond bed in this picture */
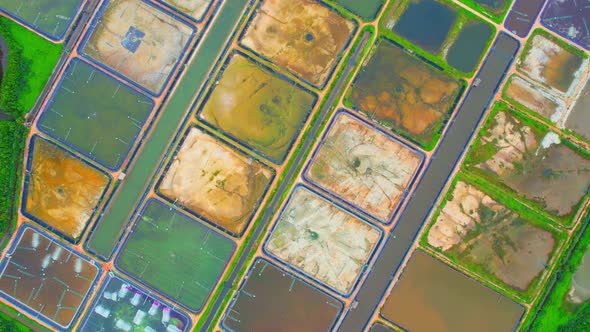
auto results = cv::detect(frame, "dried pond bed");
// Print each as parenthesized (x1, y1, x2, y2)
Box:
(82, 0, 193, 93)
(266, 186, 381, 294)
(503, 75, 565, 122)
(199, 53, 317, 163)
(240, 0, 355, 87)
(158, 127, 273, 236)
(306, 111, 423, 222)
(427, 180, 558, 294)
(348, 39, 461, 149)
(24, 137, 109, 241)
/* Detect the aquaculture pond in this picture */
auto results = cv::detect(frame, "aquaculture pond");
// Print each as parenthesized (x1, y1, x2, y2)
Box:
(565, 77, 590, 140)
(158, 127, 274, 236)
(446, 21, 493, 73)
(116, 199, 235, 312)
(331, 0, 384, 21)
(24, 137, 110, 242)
(80, 274, 191, 332)
(568, 249, 590, 304)
(0, 0, 83, 40)
(518, 33, 586, 95)
(427, 180, 558, 294)
(306, 111, 423, 222)
(370, 322, 397, 332)
(380, 250, 524, 332)
(505, 0, 545, 38)
(504, 75, 564, 122)
(199, 53, 317, 163)
(240, 0, 355, 87)
(82, 0, 194, 93)
(466, 105, 590, 225)
(0, 227, 99, 329)
(222, 259, 343, 331)
(37, 58, 154, 170)
(542, 0, 590, 50)
(348, 40, 462, 149)
(266, 186, 381, 295)
(391, 0, 457, 54)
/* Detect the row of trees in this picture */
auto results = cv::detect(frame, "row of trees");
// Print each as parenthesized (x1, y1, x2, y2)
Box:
(0, 20, 30, 119)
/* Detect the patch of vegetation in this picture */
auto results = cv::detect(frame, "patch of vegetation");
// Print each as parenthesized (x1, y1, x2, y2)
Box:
(0, 17, 62, 118)
(525, 211, 590, 331)
(457, 0, 513, 24)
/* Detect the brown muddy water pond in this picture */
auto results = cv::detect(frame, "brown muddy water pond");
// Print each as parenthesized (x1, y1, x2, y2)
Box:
(0, 227, 98, 328)
(222, 259, 343, 331)
(565, 76, 590, 141)
(518, 33, 586, 95)
(348, 39, 461, 148)
(240, 0, 355, 87)
(380, 250, 524, 332)
(468, 109, 590, 223)
(25, 137, 110, 241)
(306, 111, 422, 222)
(427, 181, 557, 293)
(158, 127, 273, 236)
(199, 53, 316, 163)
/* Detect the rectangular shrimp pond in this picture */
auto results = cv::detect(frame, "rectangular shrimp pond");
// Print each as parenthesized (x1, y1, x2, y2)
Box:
(426, 180, 559, 296)
(37, 58, 154, 170)
(380, 250, 524, 332)
(518, 31, 587, 96)
(240, 0, 355, 87)
(23, 136, 110, 243)
(503, 75, 565, 123)
(198, 52, 317, 164)
(466, 103, 590, 225)
(80, 273, 191, 332)
(157, 126, 274, 236)
(265, 186, 381, 295)
(331, 0, 384, 21)
(347, 39, 462, 149)
(0, 0, 83, 40)
(565, 76, 590, 141)
(81, 0, 194, 94)
(0, 227, 99, 329)
(305, 111, 423, 223)
(115, 199, 235, 312)
(222, 259, 343, 332)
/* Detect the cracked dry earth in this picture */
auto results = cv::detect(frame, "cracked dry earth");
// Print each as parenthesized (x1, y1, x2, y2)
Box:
(158, 127, 273, 235)
(307, 112, 422, 222)
(266, 186, 380, 294)
(428, 181, 555, 291)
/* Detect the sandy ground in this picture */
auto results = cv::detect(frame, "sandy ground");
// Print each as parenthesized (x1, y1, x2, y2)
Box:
(25, 139, 109, 240)
(266, 186, 380, 294)
(84, 0, 193, 93)
(241, 0, 355, 87)
(307, 112, 422, 222)
(159, 127, 273, 235)
(428, 181, 556, 291)
(504, 75, 565, 122)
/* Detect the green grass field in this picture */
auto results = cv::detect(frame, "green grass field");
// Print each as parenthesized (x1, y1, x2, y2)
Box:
(0, 17, 62, 117)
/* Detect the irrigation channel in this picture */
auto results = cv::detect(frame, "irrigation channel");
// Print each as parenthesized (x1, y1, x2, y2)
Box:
(339, 33, 520, 332)
(200, 29, 373, 331)
(86, 0, 252, 258)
